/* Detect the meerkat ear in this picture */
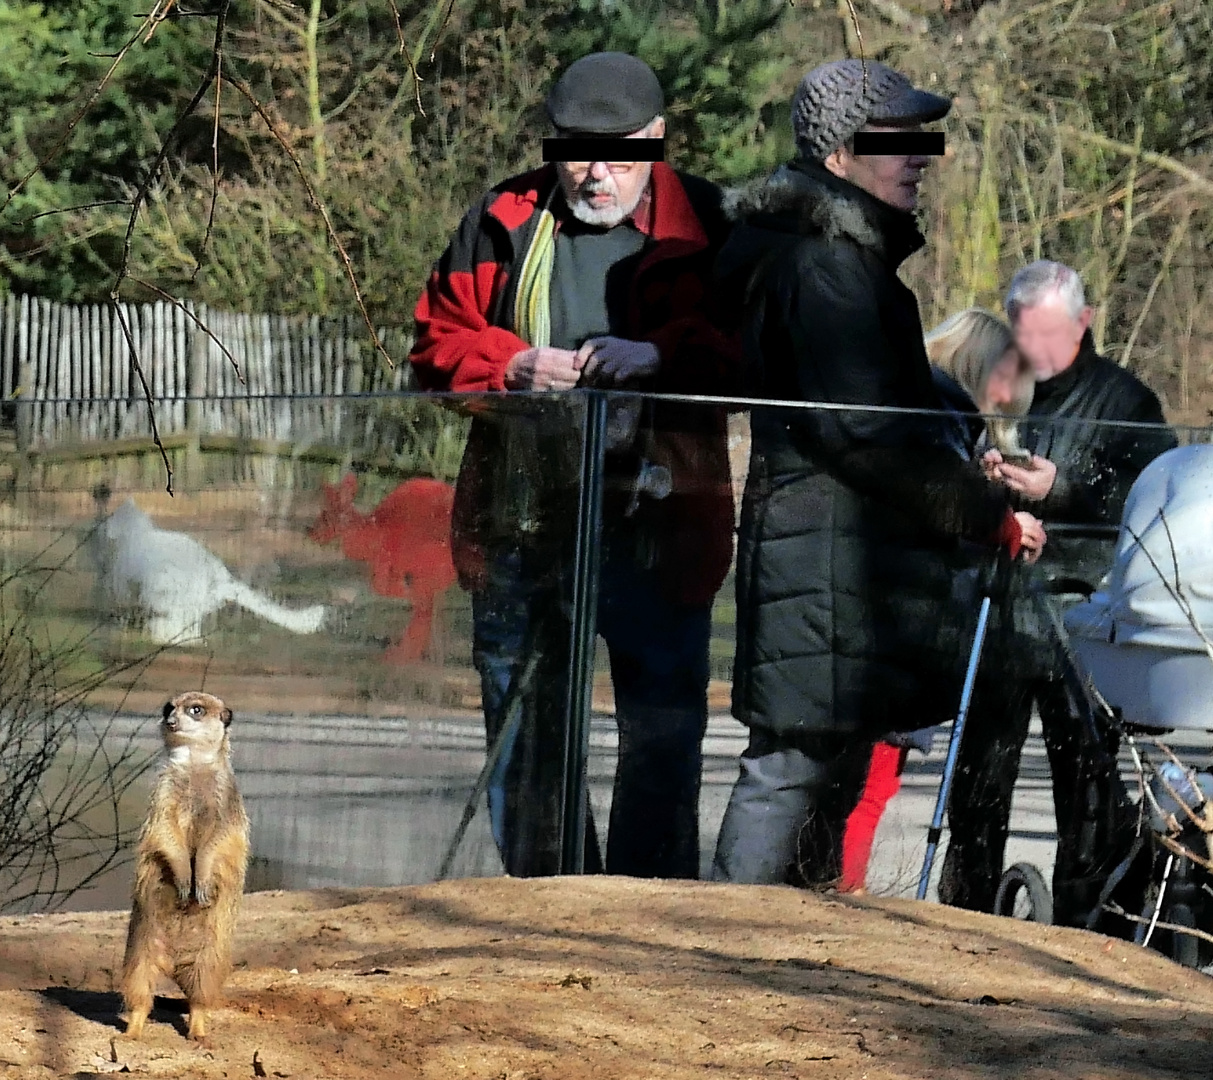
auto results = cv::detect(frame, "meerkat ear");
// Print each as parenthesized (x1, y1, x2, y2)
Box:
(162, 701, 175, 720)
(221, 707, 234, 727)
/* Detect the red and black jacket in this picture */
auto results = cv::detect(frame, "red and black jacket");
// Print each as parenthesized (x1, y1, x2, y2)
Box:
(409, 162, 742, 606)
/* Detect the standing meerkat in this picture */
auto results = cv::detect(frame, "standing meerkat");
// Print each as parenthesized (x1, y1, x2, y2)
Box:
(121, 691, 250, 1041)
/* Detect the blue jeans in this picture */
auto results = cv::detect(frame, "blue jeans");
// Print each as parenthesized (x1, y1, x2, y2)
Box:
(472, 532, 712, 878)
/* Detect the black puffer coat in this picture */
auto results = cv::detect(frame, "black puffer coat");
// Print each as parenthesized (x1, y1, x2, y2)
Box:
(717, 159, 1013, 740)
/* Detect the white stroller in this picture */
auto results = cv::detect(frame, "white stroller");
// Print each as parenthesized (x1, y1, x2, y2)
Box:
(1065, 443, 1213, 731)
(1007, 443, 1213, 967)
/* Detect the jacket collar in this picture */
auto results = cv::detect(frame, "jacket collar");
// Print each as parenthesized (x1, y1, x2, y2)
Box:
(1033, 330, 1100, 402)
(487, 163, 707, 252)
(722, 157, 925, 268)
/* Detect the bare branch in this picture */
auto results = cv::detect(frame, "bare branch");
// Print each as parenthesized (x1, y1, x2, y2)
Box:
(1123, 514, 1213, 664)
(142, 0, 180, 43)
(109, 301, 174, 495)
(12, 201, 129, 226)
(1105, 901, 1213, 949)
(101, 0, 231, 497)
(1121, 208, 1192, 371)
(386, 0, 426, 116)
(994, 113, 1213, 200)
(194, 20, 226, 282)
(112, 0, 232, 302)
(226, 74, 398, 372)
(1, 0, 172, 216)
(127, 276, 246, 383)
(429, 0, 460, 63)
(837, 0, 867, 64)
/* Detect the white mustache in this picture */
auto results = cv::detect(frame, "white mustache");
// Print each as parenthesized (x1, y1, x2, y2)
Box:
(579, 179, 617, 199)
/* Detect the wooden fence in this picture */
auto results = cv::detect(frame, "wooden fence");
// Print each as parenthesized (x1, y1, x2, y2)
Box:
(0, 294, 416, 448)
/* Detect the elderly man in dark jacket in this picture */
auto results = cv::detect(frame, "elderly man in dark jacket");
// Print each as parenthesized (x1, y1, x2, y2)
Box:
(940, 260, 1178, 925)
(709, 59, 1045, 886)
(410, 53, 739, 880)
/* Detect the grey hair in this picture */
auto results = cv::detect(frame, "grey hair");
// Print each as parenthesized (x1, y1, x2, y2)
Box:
(1004, 260, 1087, 321)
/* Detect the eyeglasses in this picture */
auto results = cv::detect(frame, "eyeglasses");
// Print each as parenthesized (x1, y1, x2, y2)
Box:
(561, 161, 639, 172)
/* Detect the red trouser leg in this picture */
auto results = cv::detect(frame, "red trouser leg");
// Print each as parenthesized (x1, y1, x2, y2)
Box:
(840, 742, 909, 892)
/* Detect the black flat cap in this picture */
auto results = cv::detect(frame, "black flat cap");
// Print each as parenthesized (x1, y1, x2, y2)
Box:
(545, 52, 665, 136)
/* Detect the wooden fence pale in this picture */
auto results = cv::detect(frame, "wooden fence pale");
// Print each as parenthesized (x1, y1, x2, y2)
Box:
(0, 294, 416, 449)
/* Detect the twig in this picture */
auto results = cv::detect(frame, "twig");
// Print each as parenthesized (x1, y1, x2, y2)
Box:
(127, 276, 245, 383)
(428, 0, 460, 62)
(1156, 832, 1213, 875)
(1121, 207, 1192, 372)
(112, 0, 232, 301)
(1151, 752, 1208, 835)
(1123, 515, 1213, 664)
(226, 75, 398, 372)
(837, 0, 867, 67)
(1124, 735, 1168, 829)
(105, 0, 231, 497)
(1104, 118, 1143, 299)
(995, 115, 1213, 200)
(0, 1, 172, 216)
(12, 201, 128, 226)
(109, 301, 174, 496)
(386, 0, 425, 116)
(141, 0, 180, 43)
(867, 0, 927, 33)
(193, 19, 226, 282)
(1105, 901, 1213, 950)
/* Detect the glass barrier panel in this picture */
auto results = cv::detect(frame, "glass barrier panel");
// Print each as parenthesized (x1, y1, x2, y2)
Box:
(2, 388, 1207, 920)
(0, 391, 588, 912)
(601, 394, 1209, 910)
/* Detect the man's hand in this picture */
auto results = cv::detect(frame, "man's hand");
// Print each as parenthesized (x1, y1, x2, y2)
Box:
(1014, 511, 1047, 564)
(575, 336, 660, 386)
(504, 346, 582, 391)
(982, 448, 1058, 502)
(980, 447, 1004, 482)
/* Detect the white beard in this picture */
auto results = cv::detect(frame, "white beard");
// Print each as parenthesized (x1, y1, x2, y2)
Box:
(566, 166, 651, 228)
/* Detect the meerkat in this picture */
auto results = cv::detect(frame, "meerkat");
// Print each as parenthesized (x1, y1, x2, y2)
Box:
(121, 691, 250, 1041)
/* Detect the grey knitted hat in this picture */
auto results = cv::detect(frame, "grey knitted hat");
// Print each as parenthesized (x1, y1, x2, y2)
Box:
(792, 59, 951, 162)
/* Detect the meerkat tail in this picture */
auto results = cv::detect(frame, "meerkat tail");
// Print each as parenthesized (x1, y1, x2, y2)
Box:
(225, 581, 327, 634)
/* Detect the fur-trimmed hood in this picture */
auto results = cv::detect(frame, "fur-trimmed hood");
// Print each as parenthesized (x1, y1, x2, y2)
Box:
(722, 165, 883, 251)
(714, 159, 925, 294)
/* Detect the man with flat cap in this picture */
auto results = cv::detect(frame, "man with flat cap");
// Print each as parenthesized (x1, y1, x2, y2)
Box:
(711, 59, 1046, 885)
(410, 52, 740, 879)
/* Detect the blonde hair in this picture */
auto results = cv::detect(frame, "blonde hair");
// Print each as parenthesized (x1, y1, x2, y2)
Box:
(925, 307, 1033, 452)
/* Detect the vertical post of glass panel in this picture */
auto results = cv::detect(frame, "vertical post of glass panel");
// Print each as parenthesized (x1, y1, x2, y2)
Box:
(561, 389, 607, 875)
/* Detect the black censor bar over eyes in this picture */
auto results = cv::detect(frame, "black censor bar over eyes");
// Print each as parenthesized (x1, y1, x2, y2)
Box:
(542, 137, 666, 163)
(852, 131, 945, 156)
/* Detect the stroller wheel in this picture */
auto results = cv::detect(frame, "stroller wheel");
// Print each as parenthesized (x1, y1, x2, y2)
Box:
(994, 862, 1054, 924)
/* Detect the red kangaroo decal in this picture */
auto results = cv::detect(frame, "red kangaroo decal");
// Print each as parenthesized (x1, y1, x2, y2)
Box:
(309, 473, 457, 663)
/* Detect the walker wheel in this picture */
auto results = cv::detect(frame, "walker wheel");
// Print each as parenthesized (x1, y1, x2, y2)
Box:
(994, 862, 1054, 924)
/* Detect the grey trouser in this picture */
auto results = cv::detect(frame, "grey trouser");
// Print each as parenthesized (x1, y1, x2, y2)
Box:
(711, 730, 874, 886)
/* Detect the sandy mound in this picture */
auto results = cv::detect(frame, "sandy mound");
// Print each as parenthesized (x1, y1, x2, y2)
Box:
(2, 877, 1212, 1079)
